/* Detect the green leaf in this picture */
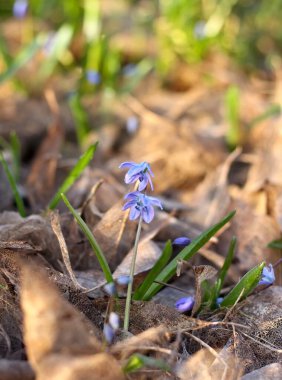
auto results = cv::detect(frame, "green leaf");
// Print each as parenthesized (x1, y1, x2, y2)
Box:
(268, 239, 282, 250)
(0, 38, 42, 84)
(10, 131, 21, 182)
(0, 152, 26, 217)
(69, 93, 90, 146)
(48, 142, 97, 209)
(61, 193, 113, 283)
(39, 24, 74, 78)
(220, 262, 265, 308)
(123, 354, 170, 373)
(248, 104, 281, 129)
(133, 240, 172, 300)
(142, 210, 236, 301)
(212, 236, 236, 305)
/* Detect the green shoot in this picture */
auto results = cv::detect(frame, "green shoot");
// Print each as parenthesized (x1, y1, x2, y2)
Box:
(142, 210, 236, 301)
(123, 353, 170, 373)
(220, 262, 265, 308)
(225, 86, 241, 149)
(133, 240, 172, 301)
(48, 142, 98, 209)
(68, 93, 90, 147)
(0, 152, 26, 217)
(61, 193, 113, 284)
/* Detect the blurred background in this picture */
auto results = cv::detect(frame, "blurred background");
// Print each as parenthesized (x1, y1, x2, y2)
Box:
(1, 0, 282, 158)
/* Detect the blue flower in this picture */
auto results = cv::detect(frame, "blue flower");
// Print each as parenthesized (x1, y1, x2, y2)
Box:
(172, 237, 191, 246)
(116, 275, 131, 286)
(13, 0, 28, 19)
(258, 264, 275, 286)
(216, 297, 224, 307)
(109, 312, 120, 331)
(175, 296, 195, 313)
(86, 69, 101, 85)
(122, 191, 162, 223)
(119, 161, 154, 191)
(103, 323, 114, 343)
(103, 282, 116, 296)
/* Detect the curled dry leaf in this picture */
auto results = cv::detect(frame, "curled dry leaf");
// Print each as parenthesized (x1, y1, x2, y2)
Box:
(0, 212, 60, 267)
(20, 263, 101, 369)
(192, 265, 218, 316)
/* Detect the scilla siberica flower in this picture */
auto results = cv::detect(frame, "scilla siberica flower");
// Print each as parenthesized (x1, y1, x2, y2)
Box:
(175, 296, 195, 313)
(122, 191, 162, 223)
(258, 264, 275, 286)
(119, 161, 154, 191)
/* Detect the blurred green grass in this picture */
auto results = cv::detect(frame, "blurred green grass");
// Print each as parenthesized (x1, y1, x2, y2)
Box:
(1, 0, 282, 90)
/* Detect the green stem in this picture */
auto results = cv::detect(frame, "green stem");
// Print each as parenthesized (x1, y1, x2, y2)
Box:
(124, 215, 143, 331)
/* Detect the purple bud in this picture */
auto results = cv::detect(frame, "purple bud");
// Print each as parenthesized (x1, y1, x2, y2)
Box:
(216, 297, 224, 307)
(116, 275, 131, 286)
(109, 312, 119, 331)
(126, 116, 139, 135)
(122, 63, 137, 77)
(172, 237, 191, 246)
(258, 264, 275, 286)
(175, 296, 195, 313)
(86, 69, 100, 85)
(103, 282, 116, 296)
(103, 323, 114, 344)
(13, 0, 28, 19)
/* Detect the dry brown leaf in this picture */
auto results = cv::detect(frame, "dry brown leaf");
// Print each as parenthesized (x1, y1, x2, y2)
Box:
(92, 201, 136, 267)
(218, 199, 281, 277)
(20, 263, 101, 369)
(37, 353, 125, 380)
(0, 360, 34, 380)
(50, 211, 85, 290)
(26, 122, 64, 210)
(192, 265, 218, 316)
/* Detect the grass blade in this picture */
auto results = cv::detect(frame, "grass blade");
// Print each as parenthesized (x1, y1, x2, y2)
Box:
(220, 262, 265, 308)
(143, 210, 236, 300)
(133, 240, 172, 300)
(210, 236, 236, 308)
(216, 236, 236, 295)
(0, 38, 41, 83)
(0, 152, 26, 217)
(268, 239, 282, 250)
(61, 193, 113, 283)
(48, 142, 98, 209)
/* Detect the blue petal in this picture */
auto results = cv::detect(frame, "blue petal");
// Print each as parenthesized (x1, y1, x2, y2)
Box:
(124, 191, 141, 200)
(109, 312, 120, 331)
(129, 206, 141, 220)
(173, 237, 191, 246)
(125, 172, 140, 184)
(122, 200, 137, 211)
(147, 196, 163, 209)
(127, 162, 148, 177)
(175, 296, 195, 313)
(103, 282, 116, 296)
(119, 161, 136, 169)
(138, 176, 149, 191)
(103, 324, 115, 343)
(116, 275, 131, 285)
(142, 204, 154, 223)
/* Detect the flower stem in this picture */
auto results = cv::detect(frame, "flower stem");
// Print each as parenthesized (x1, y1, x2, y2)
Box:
(123, 215, 143, 331)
